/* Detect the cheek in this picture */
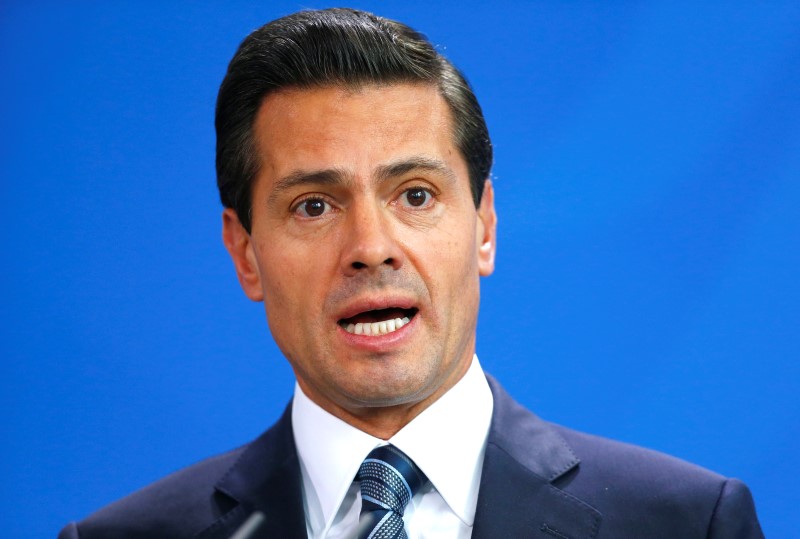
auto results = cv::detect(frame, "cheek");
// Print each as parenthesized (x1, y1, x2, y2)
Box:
(256, 243, 307, 313)
(436, 219, 480, 268)
(259, 257, 318, 359)
(419, 231, 480, 301)
(257, 238, 337, 319)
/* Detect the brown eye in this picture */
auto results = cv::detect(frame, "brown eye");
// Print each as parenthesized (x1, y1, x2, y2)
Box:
(403, 188, 431, 208)
(295, 198, 330, 218)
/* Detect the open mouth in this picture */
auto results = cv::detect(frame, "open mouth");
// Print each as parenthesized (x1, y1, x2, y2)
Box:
(338, 307, 418, 336)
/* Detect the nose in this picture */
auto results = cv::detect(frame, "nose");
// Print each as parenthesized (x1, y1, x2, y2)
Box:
(340, 202, 404, 276)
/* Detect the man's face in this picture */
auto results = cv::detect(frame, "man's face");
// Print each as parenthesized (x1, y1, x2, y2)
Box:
(223, 83, 496, 428)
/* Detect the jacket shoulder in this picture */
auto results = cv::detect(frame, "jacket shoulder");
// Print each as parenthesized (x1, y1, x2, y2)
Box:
(550, 424, 762, 538)
(554, 423, 726, 486)
(485, 376, 762, 538)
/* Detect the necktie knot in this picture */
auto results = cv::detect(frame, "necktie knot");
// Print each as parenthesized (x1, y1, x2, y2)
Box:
(356, 445, 427, 539)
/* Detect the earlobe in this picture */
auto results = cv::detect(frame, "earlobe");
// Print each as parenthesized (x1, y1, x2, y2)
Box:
(221, 208, 265, 301)
(476, 180, 497, 277)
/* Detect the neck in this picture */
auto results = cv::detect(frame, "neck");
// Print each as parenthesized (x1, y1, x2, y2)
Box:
(329, 399, 436, 440)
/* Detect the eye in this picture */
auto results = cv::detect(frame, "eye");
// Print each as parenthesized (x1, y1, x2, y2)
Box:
(400, 187, 433, 208)
(294, 197, 331, 218)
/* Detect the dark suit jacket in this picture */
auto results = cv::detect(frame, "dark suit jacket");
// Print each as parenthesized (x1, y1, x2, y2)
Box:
(59, 377, 764, 538)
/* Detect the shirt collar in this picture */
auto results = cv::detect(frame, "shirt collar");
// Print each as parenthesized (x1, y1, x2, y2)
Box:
(292, 355, 493, 530)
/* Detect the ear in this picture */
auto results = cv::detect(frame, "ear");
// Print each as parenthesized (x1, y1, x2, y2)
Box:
(476, 179, 497, 277)
(222, 208, 264, 301)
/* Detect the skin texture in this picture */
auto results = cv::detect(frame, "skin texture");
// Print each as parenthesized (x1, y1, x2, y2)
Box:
(223, 83, 496, 439)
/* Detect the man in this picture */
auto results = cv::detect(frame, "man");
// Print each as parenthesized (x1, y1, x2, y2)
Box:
(60, 8, 763, 539)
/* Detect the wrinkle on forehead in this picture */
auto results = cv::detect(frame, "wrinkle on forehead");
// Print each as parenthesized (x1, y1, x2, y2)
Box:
(254, 83, 452, 154)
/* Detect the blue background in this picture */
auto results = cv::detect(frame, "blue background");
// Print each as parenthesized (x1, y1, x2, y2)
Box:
(2, 2, 798, 537)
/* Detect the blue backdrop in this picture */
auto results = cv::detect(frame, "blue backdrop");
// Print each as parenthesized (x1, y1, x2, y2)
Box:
(2, 2, 798, 537)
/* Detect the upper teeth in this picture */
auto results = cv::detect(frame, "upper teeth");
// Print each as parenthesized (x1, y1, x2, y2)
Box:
(345, 317, 411, 336)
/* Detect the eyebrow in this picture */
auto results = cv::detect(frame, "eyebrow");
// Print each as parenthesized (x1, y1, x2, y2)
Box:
(375, 156, 457, 185)
(268, 156, 457, 204)
(268, 167, 354, 205)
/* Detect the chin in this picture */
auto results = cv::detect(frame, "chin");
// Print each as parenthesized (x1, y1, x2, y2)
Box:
(341, 370, 437, 408)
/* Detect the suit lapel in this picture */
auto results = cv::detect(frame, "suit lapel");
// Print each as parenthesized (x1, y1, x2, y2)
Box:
(191, 377, 601, 538)
(472, 377, 602, 539)
(194, 403, 307, 539)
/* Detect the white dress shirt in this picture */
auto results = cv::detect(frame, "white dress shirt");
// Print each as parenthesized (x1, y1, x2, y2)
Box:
(292, 355, 494, 538)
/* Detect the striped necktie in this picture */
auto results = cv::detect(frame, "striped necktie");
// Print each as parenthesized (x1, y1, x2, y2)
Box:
(356, 445, 428, 539)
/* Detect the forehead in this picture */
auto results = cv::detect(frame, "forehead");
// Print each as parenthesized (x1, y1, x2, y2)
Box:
(251, 83, 462, 181)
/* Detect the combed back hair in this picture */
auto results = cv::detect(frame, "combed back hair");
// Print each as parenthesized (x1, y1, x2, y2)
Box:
(216, 8, 492, 232)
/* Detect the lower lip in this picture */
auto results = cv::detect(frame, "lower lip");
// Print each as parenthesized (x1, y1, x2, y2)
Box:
(336, 315, 418, 351)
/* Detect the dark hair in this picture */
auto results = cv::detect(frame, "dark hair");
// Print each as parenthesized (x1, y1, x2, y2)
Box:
(216, 8, 492, 232)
